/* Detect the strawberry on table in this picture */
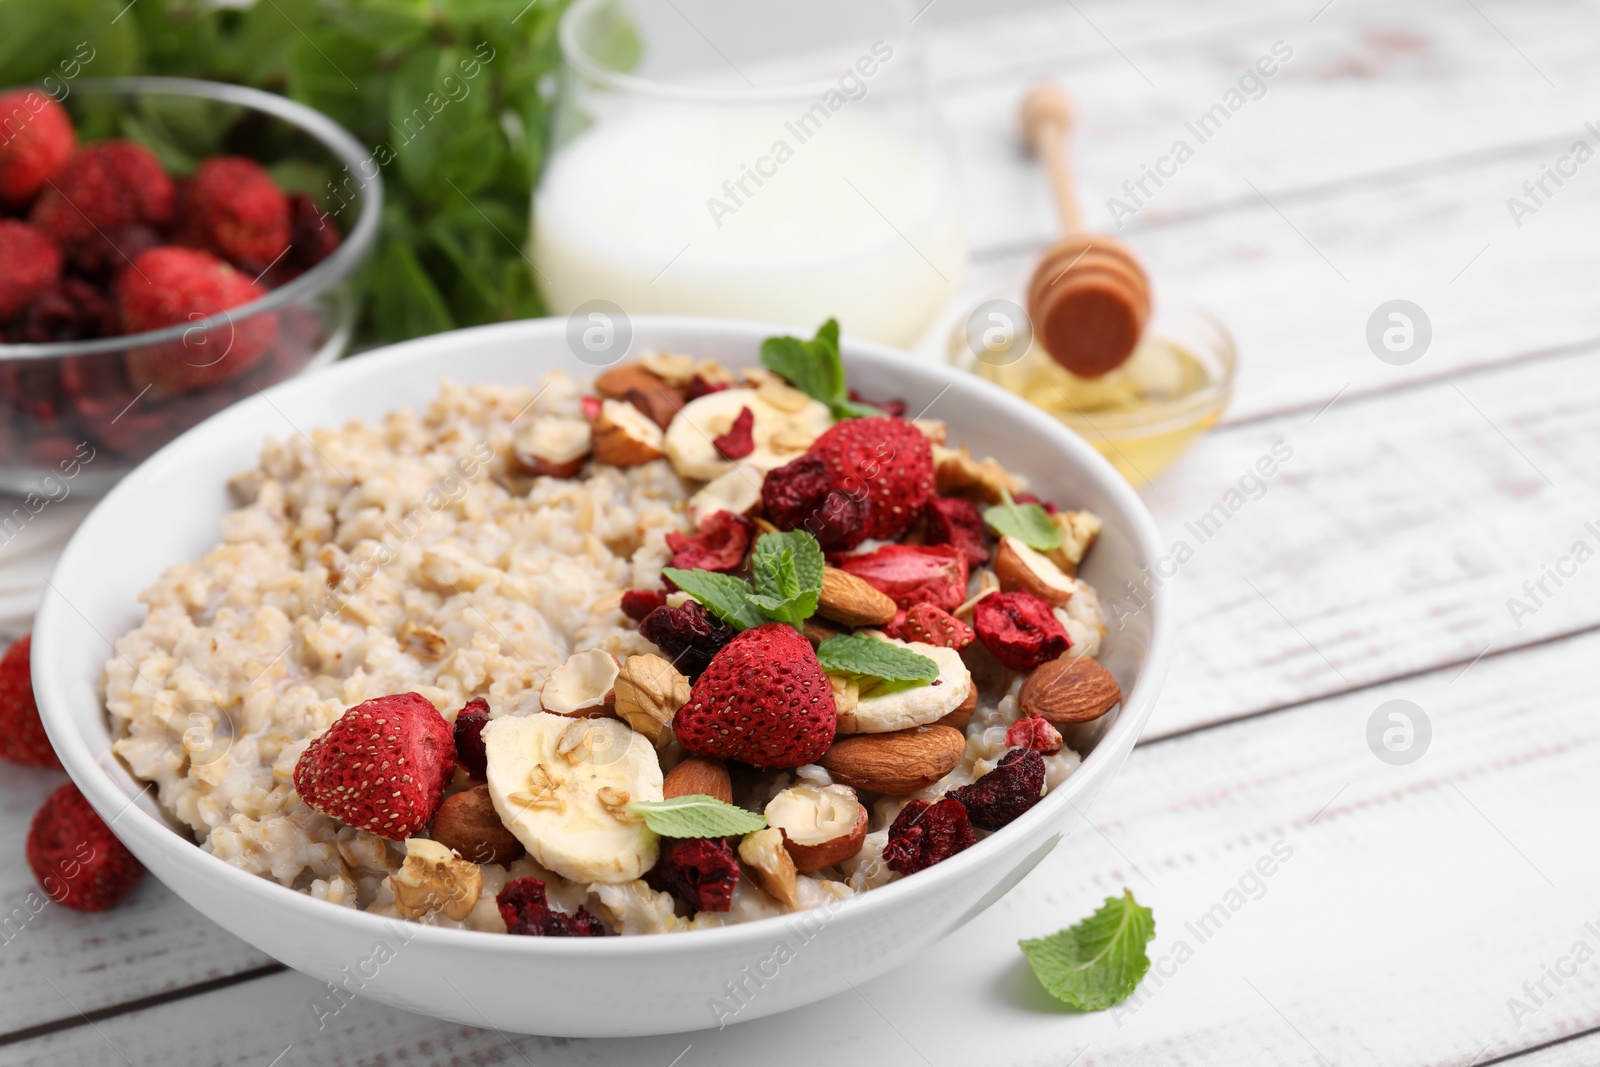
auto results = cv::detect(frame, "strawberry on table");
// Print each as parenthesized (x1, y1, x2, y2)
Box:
(27, 782, 145, 911)
(0, 634, 60, 769)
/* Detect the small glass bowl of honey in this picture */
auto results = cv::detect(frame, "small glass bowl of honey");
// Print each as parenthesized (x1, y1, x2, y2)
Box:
(949, 295, 1235, 486)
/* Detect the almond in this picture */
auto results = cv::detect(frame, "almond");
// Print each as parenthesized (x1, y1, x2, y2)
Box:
(1019, 656, 1122, 724)
(595, 362, 670, 400)
(1046, 510, 1103, 577)
(429, 785, 524, 867)
(934, 680, 979, 730)
(592, 398, 665, 466)
(994, 536, 1076, 607)
(765, 785, 867, 872)
(624, 383, 685, 430)
(817, 725, 966, 794)
(816, 567, 897, 627)
(512, 415, 592, 479)
(662, 756, 733, 804)
(803, 615, 845, 648)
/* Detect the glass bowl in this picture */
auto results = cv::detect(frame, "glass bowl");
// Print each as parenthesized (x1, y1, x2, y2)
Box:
(0, 76, 381, 496)
(950, 293, 1236, 485)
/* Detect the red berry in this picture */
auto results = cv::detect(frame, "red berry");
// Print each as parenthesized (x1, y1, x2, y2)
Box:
(685, 374, 727, 400)
(0, 221, 62, 323)
(1004, 715, 1063, 756)
(949, 748, 1046, 830)
(0, 90, 75, 207)
(30, 141, 173, 268)
(665, 510, 753, 573)
(292, 692, 455, 840)
(923, 495, 991, 567)
(1013, 492, 1058, 515)
(761, 453, 867, 551)
(712, 405, 755, 460)
(837, 544, 969, 612)
(883, 797, 974, 875)
(176, 157, 292, 274)
(890, 602, 975, 650)
(847, 389, 907, 418)
(646, 837, 740, 912)
(453, 697, 490, 780)
(26, 782, 144, 911)
(674, 622, 837, 769)
(972, 591, 1071, 670)
(498, 877, 608, 936)
(621, 588, 668, 623)
(0, 634, 59, 769)
(118, 247, 278, 396)
(808, 417, 934, 540)
(638, 601, 735, 681)
(286, 193, 341, 275)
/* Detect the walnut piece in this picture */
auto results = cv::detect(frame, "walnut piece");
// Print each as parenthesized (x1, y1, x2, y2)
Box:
(391, 838, 482, 921)
(613, 654, 690, 745)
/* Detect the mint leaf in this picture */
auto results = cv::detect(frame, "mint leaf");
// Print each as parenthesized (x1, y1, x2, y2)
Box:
(661, 568, 768, 631)
(628, 795, 767, 838)
(750, 531, 824, 628)
(1019, 890, 1155, 1011)
(828, 397, 884, 420)
(816, 634, 940, 684)
(984, 488, 1063, 552)
(760, 319, 881, 420)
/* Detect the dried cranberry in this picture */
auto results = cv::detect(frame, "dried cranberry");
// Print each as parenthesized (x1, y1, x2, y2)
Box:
(0, 360, 62, 422)
(287, 194, 341, 274)
(646, 837, 740, 912)
(949, 748, 1046, 830)
(453, 697, 491, 780)
(972, 591, 1071, 670)
(883, 798, 975, 874)
(580, 395, 602, 421)
(72, 222, 162, 279)
(924, 496, 990, 566)
(712, 405, 755, 460)
(847, 388, 907, 418)
(685, 374, 727, 401)
(837, 544, 969, 612)
(638, 601, 735, 680)
(761, 452, 867, 551)
(1004, 715, 1063, 756)
(891, 602, 975, 650)
(665, 510, 753, 573)
(1013, 492, 1058, 515)
(621, 588, 668, 623)
(498, 878, 608, 936)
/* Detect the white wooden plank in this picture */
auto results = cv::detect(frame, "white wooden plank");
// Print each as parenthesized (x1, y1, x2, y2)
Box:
(11, 627, 1600, 1066)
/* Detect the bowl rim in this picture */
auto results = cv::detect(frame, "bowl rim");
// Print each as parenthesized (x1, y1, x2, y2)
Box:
(0, 76, 382, 362)
(32, 314, 1172, 958)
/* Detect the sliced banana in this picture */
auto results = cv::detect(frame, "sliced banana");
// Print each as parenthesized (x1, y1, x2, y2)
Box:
(832, 638, 973, 734)
(663, 388, 833, 481)
(483, 713, 662, 884)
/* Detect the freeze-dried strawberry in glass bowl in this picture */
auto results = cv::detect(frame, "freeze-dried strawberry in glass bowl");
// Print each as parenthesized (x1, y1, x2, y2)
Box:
(0, 77, 379, 494)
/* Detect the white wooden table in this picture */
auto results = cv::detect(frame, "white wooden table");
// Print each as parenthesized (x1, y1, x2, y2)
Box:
(7, 1, 1600, 1062)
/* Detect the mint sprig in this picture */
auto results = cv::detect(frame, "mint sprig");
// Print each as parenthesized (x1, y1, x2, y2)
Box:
(628, 794, 767, 838)
(816, 634, 940, 684)
(664, 531, 826, 632)
(984, 487, 1063, 552)
(1019, 890, 1156, 1011)
(760, 319, 881, 421)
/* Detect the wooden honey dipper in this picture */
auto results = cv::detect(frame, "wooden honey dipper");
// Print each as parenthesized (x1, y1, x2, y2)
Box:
(1021, 85, 1151, 378)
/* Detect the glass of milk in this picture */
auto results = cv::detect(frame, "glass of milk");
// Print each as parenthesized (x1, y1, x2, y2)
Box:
(535, 0, 964, 349)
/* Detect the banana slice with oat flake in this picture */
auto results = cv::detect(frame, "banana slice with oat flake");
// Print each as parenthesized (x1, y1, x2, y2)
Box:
(833, 639, 973, 734)
(663, 387, 833, 481)
(483, 713, 663, 884)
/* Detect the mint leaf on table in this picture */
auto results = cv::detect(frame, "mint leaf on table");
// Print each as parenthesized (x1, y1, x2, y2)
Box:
(1019, 890, 1156, 1011)
(984, 487, 1064, 552)
(759, 319, 882, 421)
(628, 795, 767, 838)
(816, 634, 940, 684)
(660, 568, 769, 631)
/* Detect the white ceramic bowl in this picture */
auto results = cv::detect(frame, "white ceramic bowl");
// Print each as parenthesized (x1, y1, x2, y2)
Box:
(31, 317, 1171, 1037)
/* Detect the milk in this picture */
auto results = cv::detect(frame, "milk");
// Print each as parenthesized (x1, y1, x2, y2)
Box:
(533, 106, 963, 347)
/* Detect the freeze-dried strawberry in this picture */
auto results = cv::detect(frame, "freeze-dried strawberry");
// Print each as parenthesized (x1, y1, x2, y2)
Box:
(883, 797, 975, 875)
(665, 510, 753, 573)
(30, 141, 173, 269)
(712, 405, 755, 459)
(453, 697, 491, 780)
(498, 877, 608, 936)
(686, 374, 727, 400)
(674, 622, 836, 769)
(973, 591, 1071, 670)
(0, 220, 61, 321)
(837, 544, 969, 612)
(891, 602, 975, 650)
(639, 601, 735, 680)
(808, 417, 934, 540)
(761, 453, 867, 551)
(0, 635, 59, 769)
(646, 837, 740, 912)
(949, 747, 1046, 830)
(0, 90, 75, 207)
(176, 157, 291, 274)
(27, 782, 144, 911)
(923, 495, 990, 566)
(1004, 715, 1063, 756)
(621, 588, 668, 623)
(293, 692, 455, 840)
